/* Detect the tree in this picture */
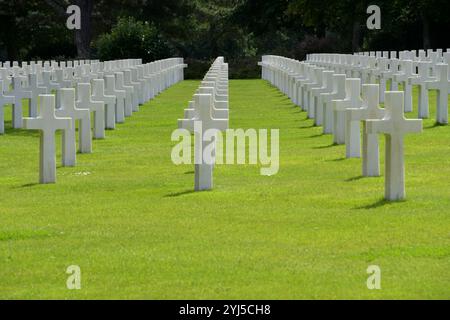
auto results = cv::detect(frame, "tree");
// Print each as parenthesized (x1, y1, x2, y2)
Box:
(95, 17, 172, 62)
(44, 0, 93, 58)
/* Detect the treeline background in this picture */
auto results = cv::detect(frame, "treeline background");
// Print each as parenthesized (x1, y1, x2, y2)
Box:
(1, 0, 449, 78)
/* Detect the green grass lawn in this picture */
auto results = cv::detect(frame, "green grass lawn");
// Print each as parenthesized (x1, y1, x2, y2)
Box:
(0, 79, 449, 299)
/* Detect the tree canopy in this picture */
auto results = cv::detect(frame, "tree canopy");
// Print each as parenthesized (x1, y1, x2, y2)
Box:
(1, 0, 449, 77)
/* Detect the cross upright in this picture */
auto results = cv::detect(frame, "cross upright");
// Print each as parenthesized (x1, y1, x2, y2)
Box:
(27, 73, 48, 117)
(0, 68, 12, 90)
(0, 80, 15, 134)
(76, 83, 105, 139)
(23, 94, 72, 184)
(196, 87, 229, 120)
(305, 67, 325, 119)
(56, 88, 92, 160)
(130, 68, 145, 105)
(382, 59, 400, 91)
(366, 91, 422, 201)
(426, 63, 449, 124)
(373, 58, 388, 103)
(91, 79, 116, 130)
(54, 69, 73, 89)
(123, 70, 140, 112)
(393, 60, 414, 112)
(304, 68, 325, 119)
(347, 84, 386, 176)
(40, 71, 60, 93)
(9, 76, 32, 128)
(409, 61, 434, 118)
(333, 78, 363, 151)
(321, 74, 346, 134)
(105, 75, 126, 124)
(193, 93, 228, 191)
(312, 70, 334, 126)
(298, 65, 315, 111)
(115, 72, 134, 117)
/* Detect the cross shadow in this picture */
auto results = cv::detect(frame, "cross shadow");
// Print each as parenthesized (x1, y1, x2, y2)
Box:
(424, 122, 446, 130)
(325, 157, 346, 162)
(298, 124, 315, 129)
(12, 182, 40, 189)
(353, 198, 404, 210)
(164, 189, 198, 197)
(184, 171, 194, 174)
(313, 143, 338, 149)
(345, 175, 364, 182)
(3, 125, 40, 137)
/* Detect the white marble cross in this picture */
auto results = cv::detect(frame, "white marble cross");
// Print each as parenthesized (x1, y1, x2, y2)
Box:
(0, 80, 15, 134)
(105, 75, 125, 124)
(313, 71, 334, 126)
(366, 91, 422, 201)
(347, 84, 386, 176)
(27, 73, 47, 117)
(0, 68, 12, 91)
(382, 59, 400, 91)
(76, 83, 105, 139)
(131, 68, 145, 105)
(40, 71, 60, 93)
(393, 60, 414, 112)
(123, 70, 140, 112)
(321, 74, 346, 134)
(426, 63, 449, 124)
(409, 61, 434, 119)
(333, 78, 363, 151)
(313, 70, 334, 126)
(305, 68, 324, 118)
(56, 88, 92, 160)
(91, 79, 116, 129)
(115, 72, 134, 117)
(298, 65, 314, 111)
(195, 87, 229, 120)
(23, 95, 72, 183)
(55, 69, 73, 89)
(194, 93, 228, 191)
(9, 77, 32, 128)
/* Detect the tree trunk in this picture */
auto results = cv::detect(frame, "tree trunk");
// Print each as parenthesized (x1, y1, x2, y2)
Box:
(74, 0, 93, 59)
(352, 20, 361, 52)
(421, 13, 431, 49)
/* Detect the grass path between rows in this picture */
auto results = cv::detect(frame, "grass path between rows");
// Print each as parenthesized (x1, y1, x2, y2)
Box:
(0, 79, 449, 299)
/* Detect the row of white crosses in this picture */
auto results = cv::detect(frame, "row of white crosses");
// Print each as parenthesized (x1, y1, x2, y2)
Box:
(0, 58, 187, 184)
(178, 57, 229, 191)
(259, 54, 426, 201)
(0, 58, 187, 131)
(306, 50, 450, 125)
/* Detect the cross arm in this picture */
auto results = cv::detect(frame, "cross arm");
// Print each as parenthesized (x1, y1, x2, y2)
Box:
(365, 119, 391, 135)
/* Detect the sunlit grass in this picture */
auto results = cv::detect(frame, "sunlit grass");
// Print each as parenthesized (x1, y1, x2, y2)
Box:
(0, 80, 449, 299)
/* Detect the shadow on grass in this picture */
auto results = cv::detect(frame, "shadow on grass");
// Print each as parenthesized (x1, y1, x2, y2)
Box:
(313, 143, 338, 149)
(11, 182, 40, 189)
(308, 133, 323, 138)
(353, 198, 405, 210)
(424, 122, 447, 130)
(298, 124, 315, 129)
(4, 125, 40, 137)
(164, 189, 199, 197)
(345, 175, 364, 182)
(184, 171, 194, 175)
(326, 157, 346, 162)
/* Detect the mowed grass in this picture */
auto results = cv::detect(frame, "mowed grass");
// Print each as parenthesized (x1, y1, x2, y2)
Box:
(0, 79, 449, 299)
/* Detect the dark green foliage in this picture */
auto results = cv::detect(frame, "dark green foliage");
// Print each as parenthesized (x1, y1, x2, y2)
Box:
(1, 0, 450, 77)
(95, 17, 172, 63)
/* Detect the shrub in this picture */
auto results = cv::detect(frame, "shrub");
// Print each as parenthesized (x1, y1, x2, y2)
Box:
(95, 17, 172, 62)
